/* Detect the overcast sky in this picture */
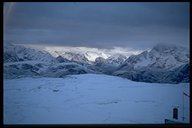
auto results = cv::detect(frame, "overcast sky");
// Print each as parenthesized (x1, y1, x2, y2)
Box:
(4, 2, 189, 49)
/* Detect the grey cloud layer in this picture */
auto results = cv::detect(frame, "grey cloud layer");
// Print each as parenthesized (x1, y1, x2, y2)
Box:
(4, 2, 189, 49)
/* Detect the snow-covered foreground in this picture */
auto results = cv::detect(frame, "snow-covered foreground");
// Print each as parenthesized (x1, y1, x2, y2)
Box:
(4, 74, 189, 124)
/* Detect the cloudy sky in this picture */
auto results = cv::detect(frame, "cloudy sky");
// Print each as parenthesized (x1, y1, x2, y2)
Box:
(4, 2, 189, 49)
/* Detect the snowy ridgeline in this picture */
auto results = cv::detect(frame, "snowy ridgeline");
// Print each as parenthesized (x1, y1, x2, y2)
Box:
(4, 74, 189, 124)
(3, 42, 189, 84)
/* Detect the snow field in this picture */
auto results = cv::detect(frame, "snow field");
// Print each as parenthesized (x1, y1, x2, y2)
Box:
(4, 74, 189, 124)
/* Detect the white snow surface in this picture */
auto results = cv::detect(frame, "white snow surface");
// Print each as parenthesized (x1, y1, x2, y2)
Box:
(4, 74, 189, 124)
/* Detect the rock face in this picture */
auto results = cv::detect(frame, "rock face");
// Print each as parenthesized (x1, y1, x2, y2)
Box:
(4, 42, 189, 84)
(113, 43, 189, 83)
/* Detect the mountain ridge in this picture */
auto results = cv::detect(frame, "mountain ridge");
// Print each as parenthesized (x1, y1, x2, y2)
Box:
(113, 43, 189, 83)
(3, 42, 189, 84)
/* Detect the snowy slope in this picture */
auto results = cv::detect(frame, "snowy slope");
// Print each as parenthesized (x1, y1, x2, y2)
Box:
(3, 61, 50, 79)
(4, 74, 189, 124)
(3, 43, 99, 78)
(57, 52, 90, 64)
(122, 43, 189, 70)
(3, 61, 97, 79)
(55, 55, 70, 63)
(95, 54, 127, 66)
(106, 54, 127, 65)
(43, 46, 141, 62)
(4, 43, 56, 63)
(43, 62, 97, 78)
(93, 55, 127, 74)
(4, 42, 138, 64)
(113, 43, 189, 83)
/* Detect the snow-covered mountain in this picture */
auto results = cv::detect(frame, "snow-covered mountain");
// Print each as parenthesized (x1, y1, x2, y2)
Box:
(55, 55, 70, 63)
(121, 43, 189, 70)
(43, 46, 109, 62)
(4, 43, 56, 63)
(4, 61, 49, 79)
(4, 60, 98, 79)
(43, 62, 97, 78)
(113, 43, 189, 83)
(3, 42, 132, 78)
(94, 54, 127, 67)
(56, 52, 90, 64)
(4, 42, 189, 84)
(42, 45, 140, 62)
(3, 43, 97, 79)
(93, 54, 127, 74)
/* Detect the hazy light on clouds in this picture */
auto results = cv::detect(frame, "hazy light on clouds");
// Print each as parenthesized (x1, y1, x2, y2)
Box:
(4, 2, 189, 50)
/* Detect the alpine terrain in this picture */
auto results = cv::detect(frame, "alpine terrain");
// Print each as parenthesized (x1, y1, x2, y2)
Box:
(4, 42, 190, 124)
(4, 42, 189, 84)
